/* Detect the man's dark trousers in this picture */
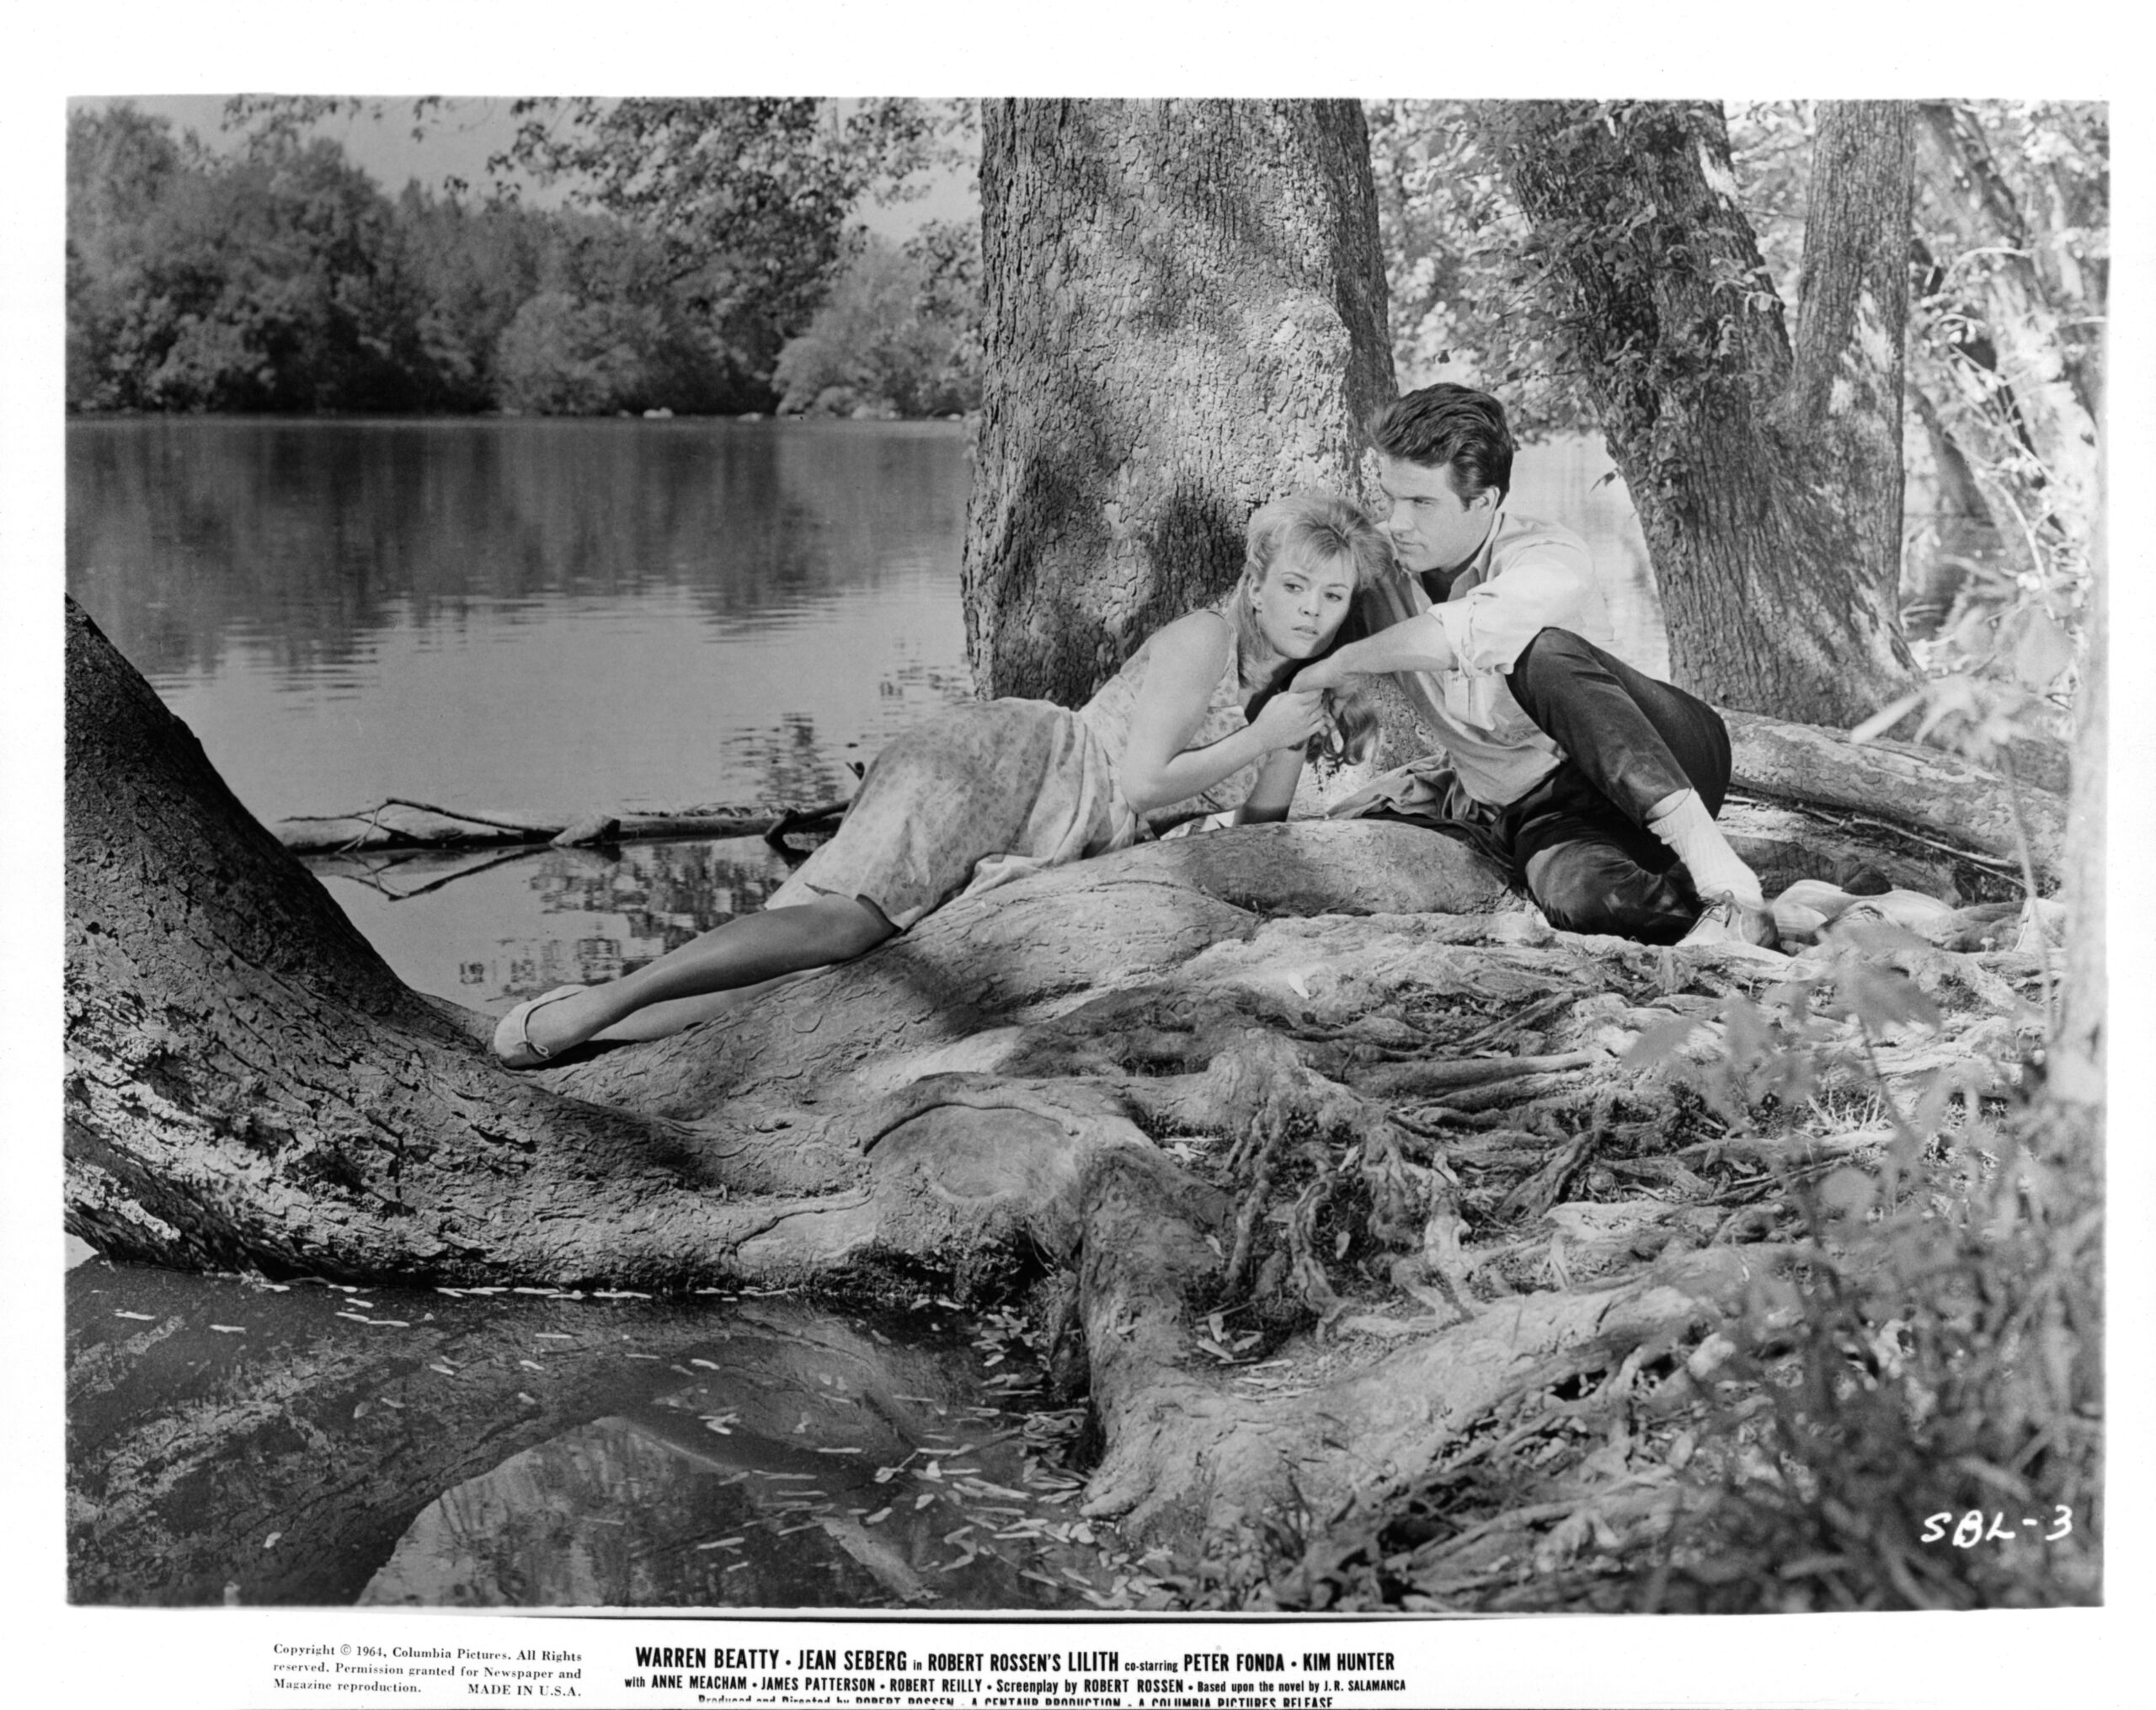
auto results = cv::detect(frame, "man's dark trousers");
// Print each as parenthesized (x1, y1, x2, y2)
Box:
(1418, 628, 1734, 943)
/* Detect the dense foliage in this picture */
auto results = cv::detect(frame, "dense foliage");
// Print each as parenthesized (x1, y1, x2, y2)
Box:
(65, 100, 978, 418)
(68, 106, 446, 413)
(771, 225, 984, 418)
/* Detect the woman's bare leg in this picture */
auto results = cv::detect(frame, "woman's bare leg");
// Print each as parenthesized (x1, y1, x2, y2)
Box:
(515, 895, 894, 1056)
(587, 969, 820, 1043)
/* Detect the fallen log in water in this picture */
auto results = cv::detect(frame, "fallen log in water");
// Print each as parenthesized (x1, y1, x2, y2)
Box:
(275, 796, 851, 853)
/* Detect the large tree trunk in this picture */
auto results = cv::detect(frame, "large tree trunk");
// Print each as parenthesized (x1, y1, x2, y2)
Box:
(1486, 100, 1917, 727)
(63, 598, 782, 1282)
(963, 99, 1394, 703)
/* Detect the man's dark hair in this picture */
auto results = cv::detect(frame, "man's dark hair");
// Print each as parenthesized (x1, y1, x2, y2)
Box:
(1368, 383, 1514, 503)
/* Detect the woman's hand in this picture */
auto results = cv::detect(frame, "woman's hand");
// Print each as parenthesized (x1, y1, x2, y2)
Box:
(1248, 687, 1328, 751)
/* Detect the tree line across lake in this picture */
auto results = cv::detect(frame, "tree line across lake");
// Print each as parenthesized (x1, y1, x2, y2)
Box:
(65, 100, 985, 420)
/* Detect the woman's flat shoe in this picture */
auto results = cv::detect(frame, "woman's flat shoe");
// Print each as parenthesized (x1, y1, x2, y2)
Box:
(1679, 892, 1781, 950)
(492, 985, 588, 1068)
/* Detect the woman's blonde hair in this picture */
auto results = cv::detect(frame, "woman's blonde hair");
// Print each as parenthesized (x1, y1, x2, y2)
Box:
(1230, 491, 1389, 767)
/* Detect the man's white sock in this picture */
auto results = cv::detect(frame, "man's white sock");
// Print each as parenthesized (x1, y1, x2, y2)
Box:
(1648, 789, 1764, 908)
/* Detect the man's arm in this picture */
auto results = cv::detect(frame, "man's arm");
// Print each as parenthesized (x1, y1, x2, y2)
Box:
(1294, 610, 1455, 690)
(1301, 550, 1597, 692)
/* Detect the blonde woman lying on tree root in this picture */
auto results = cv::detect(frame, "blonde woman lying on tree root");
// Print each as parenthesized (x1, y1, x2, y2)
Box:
(492, 491, 1388, 1068)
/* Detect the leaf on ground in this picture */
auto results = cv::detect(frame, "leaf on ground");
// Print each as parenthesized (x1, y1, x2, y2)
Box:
(2012, 611, 2074, 689)
(1624, 1013, 1707, 1072)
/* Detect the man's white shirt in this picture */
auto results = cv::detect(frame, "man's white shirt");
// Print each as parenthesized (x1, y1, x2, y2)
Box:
(1360, 509, 1618, 808)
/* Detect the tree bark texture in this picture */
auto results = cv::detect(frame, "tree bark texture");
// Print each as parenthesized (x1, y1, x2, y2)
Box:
(1486, 100, 1917, 727)
(964, 100, 1395, 703)
(1725, 709, 2064, 883)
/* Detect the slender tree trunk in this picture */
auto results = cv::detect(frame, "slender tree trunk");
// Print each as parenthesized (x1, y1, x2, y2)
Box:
(2048, 376, 2103, 1117)
(1903, 382, 2014, 637)
(1786, 101, 1913, 613)
(1911, 101, 2100, 553)
(1486, 100, 1917, 726)
(964, 99, 1394, 703)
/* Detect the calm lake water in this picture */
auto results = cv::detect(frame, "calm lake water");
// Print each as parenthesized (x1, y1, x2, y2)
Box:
(63, 415, 1662, 1608)
(68, 417, 978, 826)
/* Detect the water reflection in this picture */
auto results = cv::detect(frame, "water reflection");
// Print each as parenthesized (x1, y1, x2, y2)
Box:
(360, 1385, 1101, 1611)
(312, 836, 800, 1009)
(66, 418, 978, 826)
(69, 1259, 1116, 1610)
(67, 419, 969, 671)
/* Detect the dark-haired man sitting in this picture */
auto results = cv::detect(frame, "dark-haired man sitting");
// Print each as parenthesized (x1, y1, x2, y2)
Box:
(1295, 382, 1775, 947)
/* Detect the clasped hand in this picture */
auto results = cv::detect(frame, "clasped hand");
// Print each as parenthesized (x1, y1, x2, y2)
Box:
(1249, 687, 1329, 749)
